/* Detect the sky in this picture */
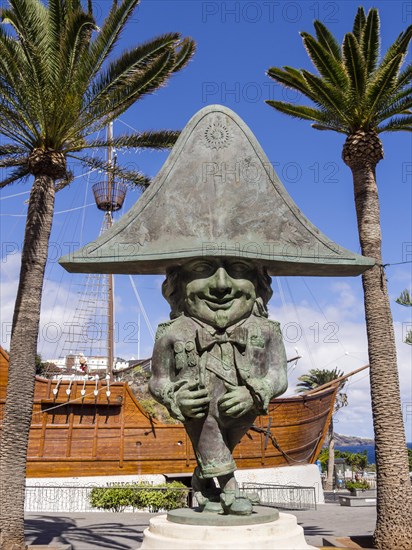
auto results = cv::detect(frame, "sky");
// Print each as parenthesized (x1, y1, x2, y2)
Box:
(0, 0, 411, 440)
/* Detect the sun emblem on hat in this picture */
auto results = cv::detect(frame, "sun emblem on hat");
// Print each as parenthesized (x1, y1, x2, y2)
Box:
(204, 119, 232, 149)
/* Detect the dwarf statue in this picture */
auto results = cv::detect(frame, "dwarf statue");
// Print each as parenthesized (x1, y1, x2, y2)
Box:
(60, 106, 373, 516)
(149, 257, 288, 515)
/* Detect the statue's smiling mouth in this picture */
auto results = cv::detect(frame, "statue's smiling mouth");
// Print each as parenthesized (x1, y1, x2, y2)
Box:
(203, 297, 235, 311)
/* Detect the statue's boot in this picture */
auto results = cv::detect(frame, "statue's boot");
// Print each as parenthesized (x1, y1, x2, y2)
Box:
(192, 468, 221, 511)
(220, 490, 254, 516)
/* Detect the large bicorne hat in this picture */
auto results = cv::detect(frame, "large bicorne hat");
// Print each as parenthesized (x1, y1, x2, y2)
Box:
(60, 105, 374, 276)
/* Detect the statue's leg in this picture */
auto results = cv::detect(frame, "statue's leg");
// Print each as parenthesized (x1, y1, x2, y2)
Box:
(226, 411, 258, 452)
(191, 466, 220, 509)
(185, 414, 236, 510)
(217, 412, 259, 515)
(185, 414, 236, 478)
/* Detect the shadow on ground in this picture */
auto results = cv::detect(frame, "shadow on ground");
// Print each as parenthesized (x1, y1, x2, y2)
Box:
(26, 516, 143, 549)
(298, 523, 335, 538)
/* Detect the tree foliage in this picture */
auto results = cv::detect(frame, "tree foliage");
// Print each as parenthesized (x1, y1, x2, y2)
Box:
(396, 289, 412, 344)
(296, 367, 347, 411)
(267, 7, 411, 135)
(0, 0, 196, 189)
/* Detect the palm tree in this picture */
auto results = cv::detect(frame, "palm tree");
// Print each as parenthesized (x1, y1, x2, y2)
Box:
(0, 1, 195, 548)
(266, 7, 412, 548)
(296, 367, 347, 491)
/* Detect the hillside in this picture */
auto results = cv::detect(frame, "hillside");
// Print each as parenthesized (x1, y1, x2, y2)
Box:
(334, 433, 374, 446)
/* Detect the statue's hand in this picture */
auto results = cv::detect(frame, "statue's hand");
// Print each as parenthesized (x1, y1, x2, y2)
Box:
(218, 384, 254, 418)
(176, 382, 210, 419)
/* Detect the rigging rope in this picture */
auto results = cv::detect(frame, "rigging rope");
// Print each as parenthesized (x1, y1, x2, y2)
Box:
(129, 275, 155, 342)
(0, 202, 95, 216)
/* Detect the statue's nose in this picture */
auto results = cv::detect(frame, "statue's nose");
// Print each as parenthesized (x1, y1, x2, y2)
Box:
(210, 267, 231, 296)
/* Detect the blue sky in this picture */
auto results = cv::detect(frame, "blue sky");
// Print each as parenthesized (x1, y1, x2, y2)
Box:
(0, 0, 411, 439)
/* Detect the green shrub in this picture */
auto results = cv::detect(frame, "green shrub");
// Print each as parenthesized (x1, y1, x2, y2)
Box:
(345, 480, 370, 492)
(89, 481, 189, 512)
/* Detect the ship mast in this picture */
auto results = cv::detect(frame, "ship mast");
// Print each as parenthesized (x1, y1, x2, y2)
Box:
(107, 122, 115, 380)
(92, 122, 127, 379)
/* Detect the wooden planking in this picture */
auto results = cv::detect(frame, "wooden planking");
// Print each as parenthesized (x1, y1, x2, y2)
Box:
(0, 345, 336, 478)
(0, 347, 9, 401)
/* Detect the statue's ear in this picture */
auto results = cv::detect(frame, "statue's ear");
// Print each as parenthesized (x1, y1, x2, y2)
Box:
(253, 297, 268, 318)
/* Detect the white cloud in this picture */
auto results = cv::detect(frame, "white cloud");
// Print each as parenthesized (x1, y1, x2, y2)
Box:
(268, 282, 412, 440)
(1, 254, 90, 359)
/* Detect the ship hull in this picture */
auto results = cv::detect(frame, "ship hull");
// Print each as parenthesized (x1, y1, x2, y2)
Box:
(0, 347, 335, 477)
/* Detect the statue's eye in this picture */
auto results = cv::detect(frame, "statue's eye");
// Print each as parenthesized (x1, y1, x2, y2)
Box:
(191, 262, 215, 275)
(227, 261, 251, 275)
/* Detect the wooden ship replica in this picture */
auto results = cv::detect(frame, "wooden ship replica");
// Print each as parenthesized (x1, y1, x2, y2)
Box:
(0, 345, 344, 478)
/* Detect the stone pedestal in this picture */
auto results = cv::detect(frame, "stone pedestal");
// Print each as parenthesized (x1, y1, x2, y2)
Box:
(140, 509, 316, 549)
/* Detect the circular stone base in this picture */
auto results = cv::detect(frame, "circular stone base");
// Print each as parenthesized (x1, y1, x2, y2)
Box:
(140, 511, 317, 549)
(167, 506, 279, 526)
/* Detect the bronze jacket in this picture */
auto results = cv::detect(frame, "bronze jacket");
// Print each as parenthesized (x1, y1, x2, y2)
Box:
(149, 313, 288, 422)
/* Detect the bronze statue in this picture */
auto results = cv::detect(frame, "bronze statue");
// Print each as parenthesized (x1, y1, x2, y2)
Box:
(149, 258, 287, 515)
(59, 104, 374, 520)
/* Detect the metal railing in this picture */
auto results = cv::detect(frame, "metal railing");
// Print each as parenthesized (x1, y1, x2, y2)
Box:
(25, 485, 98, 513)
(241, 483, 317, 510)
(25, 482, 317, 513)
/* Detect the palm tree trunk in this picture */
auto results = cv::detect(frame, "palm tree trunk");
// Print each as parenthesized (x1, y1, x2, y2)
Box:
(326, 422, 335, 491)
(350, 163, 412, 549)
(0, 175, 55, 550)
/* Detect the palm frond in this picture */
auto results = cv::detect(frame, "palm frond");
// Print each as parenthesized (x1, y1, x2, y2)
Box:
(58, 10, 96, 85)
(0, 102, 37, 147)
(394, 64, 412, 91)
(86, 33, 180, 110)
(343, 32, 366, 99)
(82, 49, 177, 132)
(54, 169, 74, 192)
(361, 8, 380, 76)
(314, 20, 341, 60)
(265, 101, 345, 130)
(172, 37, 196, 72)
(377, 91, 412, 122)
(81, 130, 180, 151)
(0, 156, 27, 168)
(396, 289, 412, 306)
(311, 123, 347, 133)
(267, 67, 318, 102)
(377, 115, 412, 132)
(301, 70, 348, 122)
(301, 32, 348, 88)
(380, 25, 412, 70)
(3, 1, 50, 104)
(48, 11, 97, 143)
(296, 367, 345, 392)
(5, 0, 48, 51)
(352, 6, 366, 42)
(0, 26, 26, 85)
(0, 164, 30, 187)
(78, 0, 141, 86)
(69, 153, 150, 187)
(366, 53, 405, 116)
(0, 144, 26, 156)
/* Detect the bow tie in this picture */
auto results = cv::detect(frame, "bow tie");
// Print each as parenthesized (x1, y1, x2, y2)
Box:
(196, 326, 247, 353)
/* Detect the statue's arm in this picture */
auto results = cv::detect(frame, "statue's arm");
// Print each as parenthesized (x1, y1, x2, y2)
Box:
(246, 320, 288, 414)
(149, 334, 186, 422)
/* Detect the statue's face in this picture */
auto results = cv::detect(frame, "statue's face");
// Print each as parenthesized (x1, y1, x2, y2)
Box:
(182, 259, 257, 329)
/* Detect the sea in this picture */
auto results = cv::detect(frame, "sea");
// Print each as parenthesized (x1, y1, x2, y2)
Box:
(335, 443, 412, 465)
